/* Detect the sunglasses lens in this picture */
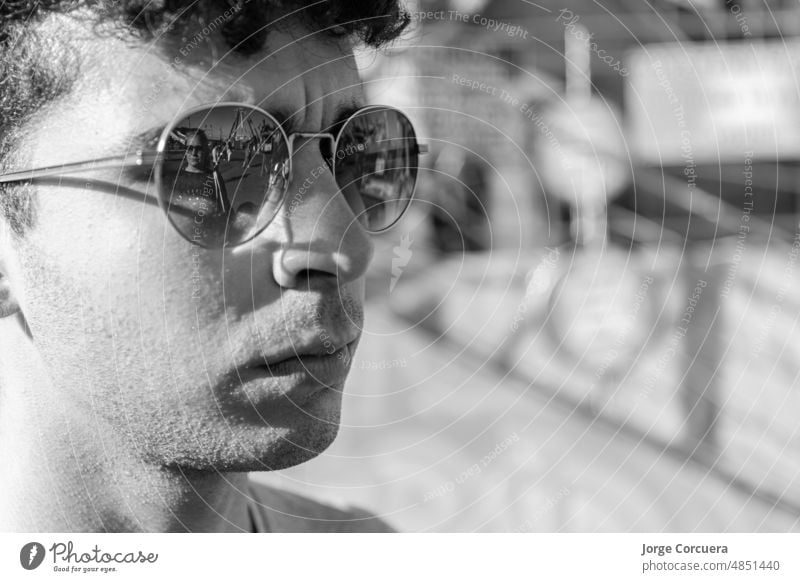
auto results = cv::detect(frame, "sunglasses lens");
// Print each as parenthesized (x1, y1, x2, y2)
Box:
(335, 107, 418, 232)
(157, 105, 289, 247)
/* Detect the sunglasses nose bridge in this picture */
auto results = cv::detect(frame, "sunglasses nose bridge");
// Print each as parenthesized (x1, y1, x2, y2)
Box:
(284, 131, 336, 188)
(287, 132, 335, 158)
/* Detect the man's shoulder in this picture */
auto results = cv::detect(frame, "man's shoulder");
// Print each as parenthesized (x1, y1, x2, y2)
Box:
(246, 478, 395, 533)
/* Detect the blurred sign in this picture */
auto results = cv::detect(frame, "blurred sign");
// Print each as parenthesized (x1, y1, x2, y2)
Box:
(626, 40, 800, 164)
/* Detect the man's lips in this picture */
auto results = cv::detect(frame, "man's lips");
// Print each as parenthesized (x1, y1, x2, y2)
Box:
(261, 334, 358, 365)
(262, 346, 353, 387)
(238, 337, 357, 380)
(230, 344, 351, 409)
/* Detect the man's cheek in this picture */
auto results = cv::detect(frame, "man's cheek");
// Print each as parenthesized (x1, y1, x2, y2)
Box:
(34, 188, 146, 254)
(17, 247, 152, 373)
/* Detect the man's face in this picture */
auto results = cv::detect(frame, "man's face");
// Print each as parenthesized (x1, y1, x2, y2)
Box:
(7, 16, 374, 471)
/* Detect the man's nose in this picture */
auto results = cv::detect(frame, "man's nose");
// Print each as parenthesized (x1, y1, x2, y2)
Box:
(269, 142, 374, 289)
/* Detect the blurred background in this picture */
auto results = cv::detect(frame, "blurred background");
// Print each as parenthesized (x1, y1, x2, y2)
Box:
(257, 0, 800, 531)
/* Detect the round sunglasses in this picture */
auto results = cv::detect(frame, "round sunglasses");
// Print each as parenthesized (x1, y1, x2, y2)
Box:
(0, 102, 427, 248)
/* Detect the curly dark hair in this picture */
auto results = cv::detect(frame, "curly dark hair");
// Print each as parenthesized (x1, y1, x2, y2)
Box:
(0, 0, 410, 234)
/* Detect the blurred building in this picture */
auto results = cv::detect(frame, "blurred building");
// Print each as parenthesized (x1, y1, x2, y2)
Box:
(361, 0, 800, 249)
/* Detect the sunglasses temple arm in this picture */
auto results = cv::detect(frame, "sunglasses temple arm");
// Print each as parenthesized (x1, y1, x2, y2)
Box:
(0, 151, 161, 185)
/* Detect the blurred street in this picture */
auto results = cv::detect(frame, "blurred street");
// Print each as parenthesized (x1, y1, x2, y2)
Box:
(258, 242, 800, 532)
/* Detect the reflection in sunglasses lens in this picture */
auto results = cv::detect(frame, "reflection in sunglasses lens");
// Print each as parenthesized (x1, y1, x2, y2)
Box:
(159, 106, 289, 247)
(335, 107, 418, 232)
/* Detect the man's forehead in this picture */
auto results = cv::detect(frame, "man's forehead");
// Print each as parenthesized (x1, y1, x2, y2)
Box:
(33, 24, 365, 163)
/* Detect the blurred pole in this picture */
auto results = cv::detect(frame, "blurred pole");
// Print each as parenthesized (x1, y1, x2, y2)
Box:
(569, 169, 608, 246)
(564, 24, 607, 247)
(680, 265, 726, 458)
(565, 24, 591, 107)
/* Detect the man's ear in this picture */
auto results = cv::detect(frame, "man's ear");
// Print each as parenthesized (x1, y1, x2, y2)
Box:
(0, 232, 21, 319)
(0, 220, 24, 319)
(0, 268, 20, 318)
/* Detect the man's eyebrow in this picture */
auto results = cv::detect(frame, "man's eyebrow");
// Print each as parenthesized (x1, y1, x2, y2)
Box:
(120, 100, 367, 151)
(264, 107, 293, 132)
(271, 101, 366, 134)
(331, 101, 365, 129)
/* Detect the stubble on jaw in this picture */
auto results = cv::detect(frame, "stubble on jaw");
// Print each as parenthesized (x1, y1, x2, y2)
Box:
(13, 240, 361, 476)
(129, 387, 344, 474)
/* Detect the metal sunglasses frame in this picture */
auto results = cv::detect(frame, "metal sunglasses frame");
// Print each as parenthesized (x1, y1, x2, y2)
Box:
(0, 102, 428, 247)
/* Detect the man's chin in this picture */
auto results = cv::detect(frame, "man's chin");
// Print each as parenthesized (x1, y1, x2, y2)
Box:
(245, 418, 341, 472)
(158, 414, 341, 474)
(134, 382, 345, 473)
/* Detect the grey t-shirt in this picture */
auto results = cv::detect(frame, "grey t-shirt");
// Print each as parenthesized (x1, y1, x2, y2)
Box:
(246, 480, 394, 533)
